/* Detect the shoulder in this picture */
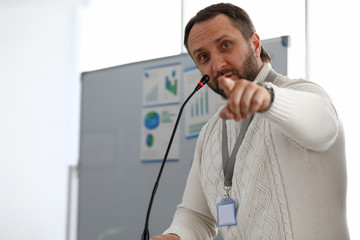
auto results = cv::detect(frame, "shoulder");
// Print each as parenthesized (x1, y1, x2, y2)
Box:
(274, 75, 332, 99)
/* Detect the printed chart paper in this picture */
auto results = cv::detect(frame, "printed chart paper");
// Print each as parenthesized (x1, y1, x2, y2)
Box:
(140, 63, 181, 162)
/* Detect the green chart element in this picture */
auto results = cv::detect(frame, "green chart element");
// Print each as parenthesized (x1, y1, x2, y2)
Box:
(146, 134, 154, 147)
(165, 70, 178, 96)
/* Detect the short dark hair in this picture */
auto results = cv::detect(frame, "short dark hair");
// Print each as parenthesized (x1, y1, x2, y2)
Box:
(184, 3, 271, 63)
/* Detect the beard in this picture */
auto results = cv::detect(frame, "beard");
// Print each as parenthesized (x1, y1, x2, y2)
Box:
(209, 46, 259, 99)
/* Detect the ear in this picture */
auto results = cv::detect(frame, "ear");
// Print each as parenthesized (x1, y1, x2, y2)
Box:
(250, 33, 261, 58)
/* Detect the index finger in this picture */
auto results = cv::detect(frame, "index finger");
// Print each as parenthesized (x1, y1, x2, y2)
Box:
(218, 76, 235, 98)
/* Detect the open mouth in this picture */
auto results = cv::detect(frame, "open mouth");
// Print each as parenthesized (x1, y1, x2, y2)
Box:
(223, 72, 234, 78)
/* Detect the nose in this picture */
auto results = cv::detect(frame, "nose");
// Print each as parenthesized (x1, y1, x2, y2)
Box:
(210, 53, 227, 74)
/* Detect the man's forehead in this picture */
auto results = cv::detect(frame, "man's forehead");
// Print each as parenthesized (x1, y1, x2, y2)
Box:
(189, 14, 233, 36)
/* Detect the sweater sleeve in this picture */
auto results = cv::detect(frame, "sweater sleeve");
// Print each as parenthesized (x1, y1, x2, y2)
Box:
(262, 80, 339, 152)
(163, 128, 217, 240)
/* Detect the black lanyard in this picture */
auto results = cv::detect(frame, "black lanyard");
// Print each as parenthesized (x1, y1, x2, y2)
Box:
(221, 69, 277, 189)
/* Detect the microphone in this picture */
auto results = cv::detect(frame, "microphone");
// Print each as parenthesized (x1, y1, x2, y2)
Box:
(141, 74, 210, 240)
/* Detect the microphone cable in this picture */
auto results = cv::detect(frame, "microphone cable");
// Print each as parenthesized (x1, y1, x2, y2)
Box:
(141, 74, 210, 240)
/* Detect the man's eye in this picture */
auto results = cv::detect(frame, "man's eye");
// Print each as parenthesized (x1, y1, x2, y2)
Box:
(198, 54, 208, 62)
(222, 42, 231, 49)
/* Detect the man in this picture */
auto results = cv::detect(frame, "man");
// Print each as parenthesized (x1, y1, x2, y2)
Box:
(151, 3, 349, 240)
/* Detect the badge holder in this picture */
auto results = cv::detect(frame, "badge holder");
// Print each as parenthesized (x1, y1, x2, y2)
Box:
(217, 187, 237, 227)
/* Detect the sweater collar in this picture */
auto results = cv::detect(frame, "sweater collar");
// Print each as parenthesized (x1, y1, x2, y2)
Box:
(254, 63, 272, 83)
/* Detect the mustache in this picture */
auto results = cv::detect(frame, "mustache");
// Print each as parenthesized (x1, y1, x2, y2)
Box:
(214, 68, 242, 82)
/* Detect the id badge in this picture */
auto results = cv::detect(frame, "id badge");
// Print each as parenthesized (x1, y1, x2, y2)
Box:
(216, 197, 237, 227)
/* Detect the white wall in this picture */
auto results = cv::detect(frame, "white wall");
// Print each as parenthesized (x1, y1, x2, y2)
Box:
(78, 0, 182, 72)
(0, 2, 80, 240)
(307, 1, 360, 239)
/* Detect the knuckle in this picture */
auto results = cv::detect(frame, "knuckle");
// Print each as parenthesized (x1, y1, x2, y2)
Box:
(240, 100, 250, 108)
(237, 79, 248, 88)
(230, 98, 238, 106)
(251, 98, 261, 107)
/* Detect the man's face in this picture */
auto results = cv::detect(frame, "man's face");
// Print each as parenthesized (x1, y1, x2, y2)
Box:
(188, 14, 261, 98)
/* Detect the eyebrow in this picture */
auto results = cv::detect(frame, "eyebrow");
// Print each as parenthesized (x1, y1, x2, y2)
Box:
(215, 34, 231, 43)
(192, 47, 204, 57)
(192, 34, 231, 57)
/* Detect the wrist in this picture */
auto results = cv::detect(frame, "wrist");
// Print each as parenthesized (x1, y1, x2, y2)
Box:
(257, 81, 274, 111)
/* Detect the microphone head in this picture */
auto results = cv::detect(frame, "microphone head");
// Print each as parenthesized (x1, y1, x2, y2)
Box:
(200, 74, 210, 85)
(195, 74, 210, 91)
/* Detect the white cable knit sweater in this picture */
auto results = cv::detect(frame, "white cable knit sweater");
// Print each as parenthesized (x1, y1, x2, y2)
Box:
(164, 64, 349, 240)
